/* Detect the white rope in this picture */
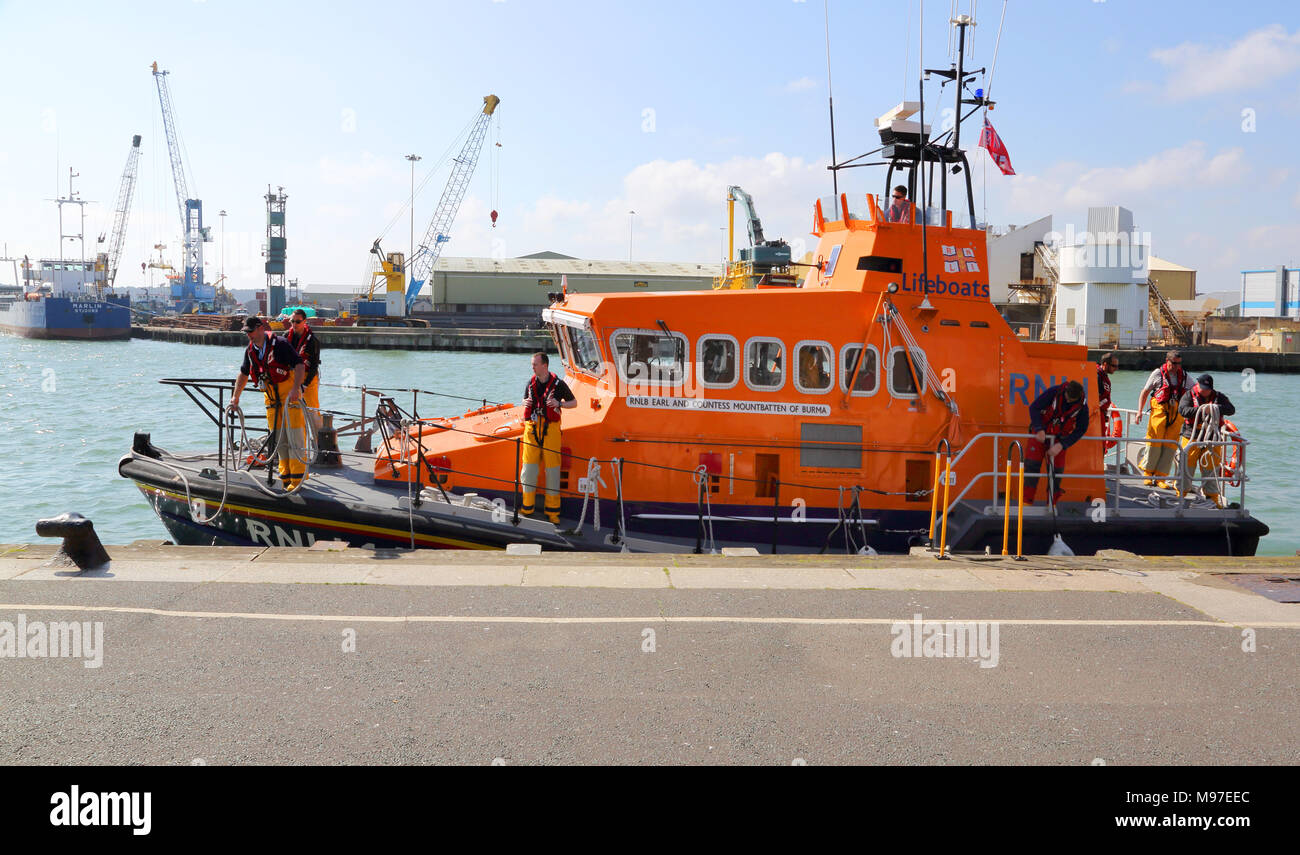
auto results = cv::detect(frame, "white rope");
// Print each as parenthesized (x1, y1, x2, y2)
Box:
(612, 457, 629, 552)
(692, 465, 718, 554)
(153, 402, 272, 531)
(402, 419, 416, 549)
(1183, 402, 1225, 503)
(570, 457, 606, 535)
(884, 300, 959, 416)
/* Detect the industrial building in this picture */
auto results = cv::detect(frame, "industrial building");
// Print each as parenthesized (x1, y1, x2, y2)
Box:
(1240, 266, 1299, 319)
(1148, 256, 1196, 301)
(304, 251, 721, 315)
(1052, 206, 1150, 347)
(986, 215, 1053, 304)
(425, 251, 721, 312)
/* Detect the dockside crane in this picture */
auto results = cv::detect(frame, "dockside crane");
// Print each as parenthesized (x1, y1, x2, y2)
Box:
(713, 185, 794, 289)
(354, 94, 500, 323)
(95, 134, 143, 294)
(151, 62, 213, 311)
(405, 94, 500, 313)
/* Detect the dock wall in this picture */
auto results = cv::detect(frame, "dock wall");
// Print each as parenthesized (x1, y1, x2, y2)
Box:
(133, 325, 556, 353)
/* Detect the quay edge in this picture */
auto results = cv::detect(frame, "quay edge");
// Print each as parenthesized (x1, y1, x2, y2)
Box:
(131, 324, 556, 353)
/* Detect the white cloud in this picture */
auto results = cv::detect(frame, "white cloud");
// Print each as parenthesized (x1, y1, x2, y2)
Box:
(1059, 142, 1243, 209)
(782, 76, 818, 93)
(1151, 25, 1300, 98)
(504, 153, 828, 262)
(1245, 223, 1300, 251)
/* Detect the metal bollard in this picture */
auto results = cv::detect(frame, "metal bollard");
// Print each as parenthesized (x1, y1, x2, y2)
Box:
(34, 512, 111, 571)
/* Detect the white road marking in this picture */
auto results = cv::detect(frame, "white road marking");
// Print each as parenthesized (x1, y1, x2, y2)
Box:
(1, 603, 1298, 628)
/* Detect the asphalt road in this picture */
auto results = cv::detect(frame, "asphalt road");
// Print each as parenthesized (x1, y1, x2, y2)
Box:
(1, 579, 1296, 765)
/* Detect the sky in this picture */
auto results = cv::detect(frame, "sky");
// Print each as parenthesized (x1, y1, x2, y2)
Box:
(0, 0, 1297, 297)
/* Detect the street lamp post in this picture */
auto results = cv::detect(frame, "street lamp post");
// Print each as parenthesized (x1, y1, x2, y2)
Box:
(628, 210, 636, 261)
(219, 210, 227, 283)
(405, 154, 421, 274)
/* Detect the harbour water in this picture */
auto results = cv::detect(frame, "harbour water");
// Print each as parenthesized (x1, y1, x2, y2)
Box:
(1, 335, 1295, 555)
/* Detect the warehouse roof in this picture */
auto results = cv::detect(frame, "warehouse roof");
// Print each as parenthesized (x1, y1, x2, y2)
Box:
(432, 253, 721, 278)
(1148, 255, 1195, 273)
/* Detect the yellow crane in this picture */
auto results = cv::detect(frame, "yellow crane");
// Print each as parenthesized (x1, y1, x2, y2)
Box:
(712, 185, 795, 289)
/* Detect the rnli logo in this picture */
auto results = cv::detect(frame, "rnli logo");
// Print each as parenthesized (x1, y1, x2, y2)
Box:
(1008, 373, 1090, 405)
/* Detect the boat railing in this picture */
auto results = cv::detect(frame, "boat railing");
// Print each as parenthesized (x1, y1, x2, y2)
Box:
(941, 426, 1249, 517)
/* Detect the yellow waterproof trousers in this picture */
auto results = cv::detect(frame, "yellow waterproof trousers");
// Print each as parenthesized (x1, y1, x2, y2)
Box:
(520, 420, 562, 522)
(302, 375, 322, 431)
(1141, 400, 1183, 482)
(1177, 435, 1224, 503)
(265, 378, 307, 486)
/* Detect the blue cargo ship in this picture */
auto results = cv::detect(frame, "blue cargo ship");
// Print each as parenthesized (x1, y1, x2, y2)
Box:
(0, 258, 132, 340)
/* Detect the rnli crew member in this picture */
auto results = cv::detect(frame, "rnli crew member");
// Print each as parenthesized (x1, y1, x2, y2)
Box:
(1136, 350, 1192, 487)
(885, 185, 914, 224)
(286, 309, 322, 432)
(1176, 374, 1235, 507)
(1024, 379, 1087, 505)
(1096, 351, 1118, 432)
(520, 352, 576, 523)
(229, 316, 308, 489)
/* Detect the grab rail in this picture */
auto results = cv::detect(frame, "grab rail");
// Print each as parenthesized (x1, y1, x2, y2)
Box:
(928, 439, 951, 553)
(1002, 441, 1025, 559)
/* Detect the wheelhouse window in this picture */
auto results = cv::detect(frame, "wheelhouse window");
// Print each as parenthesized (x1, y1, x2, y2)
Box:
(548, 323, 572, 367)
(887, 347, 927, 398)
(840, 344, 880, 396)
(611, 329, 688, 386)
(794, 341, 833, 393)
(566, 325, 603, 375)
(697, 334, 738, 388)
(745, 337, 785, 391)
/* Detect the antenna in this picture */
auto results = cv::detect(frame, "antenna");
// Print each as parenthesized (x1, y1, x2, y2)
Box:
(918, 0, 928, 293)
(825, 0, 839, 198)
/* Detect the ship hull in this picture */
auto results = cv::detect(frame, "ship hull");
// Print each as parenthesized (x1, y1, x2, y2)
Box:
(0, 295, 131, 340)
(119, 450, 1267, 556)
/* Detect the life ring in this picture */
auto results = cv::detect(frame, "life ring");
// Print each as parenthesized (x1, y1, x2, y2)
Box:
(1103, 410, 1123, 451)
(1221, 419, 1244, 487)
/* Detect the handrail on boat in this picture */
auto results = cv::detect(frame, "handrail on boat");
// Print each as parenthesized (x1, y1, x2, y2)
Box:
(1002, 440, 1025, 558)
(940, 429, 1249, 516)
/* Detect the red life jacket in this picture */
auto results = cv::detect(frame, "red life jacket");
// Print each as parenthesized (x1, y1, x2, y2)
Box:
(246, 336, 294, 386)
(524, 372, 563, 424)
(288, 323, 317, 381)
(1041, 389, 1085, 436)
(1095, 364, 1112, 414)
(288, 323, 314, 363)
(1153, 363, 1186, 404)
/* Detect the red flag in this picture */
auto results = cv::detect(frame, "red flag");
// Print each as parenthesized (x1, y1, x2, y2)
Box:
(979, 117, 1016, 176)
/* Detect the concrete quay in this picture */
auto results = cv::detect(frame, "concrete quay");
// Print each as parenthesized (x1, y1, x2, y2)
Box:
(3, 543, 1296, 765)
(1085, 346, 1300, 373)
(132, 324, 556, 352)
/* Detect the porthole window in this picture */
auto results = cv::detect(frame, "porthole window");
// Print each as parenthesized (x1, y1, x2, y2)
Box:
(840, 345, 880, 397)
(611, 328, 688, 388)
(794, 340, 833, 394)
(887, 347, 927, 399)
(697, 334, 738, 389)
(744, 337, 785, 391)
